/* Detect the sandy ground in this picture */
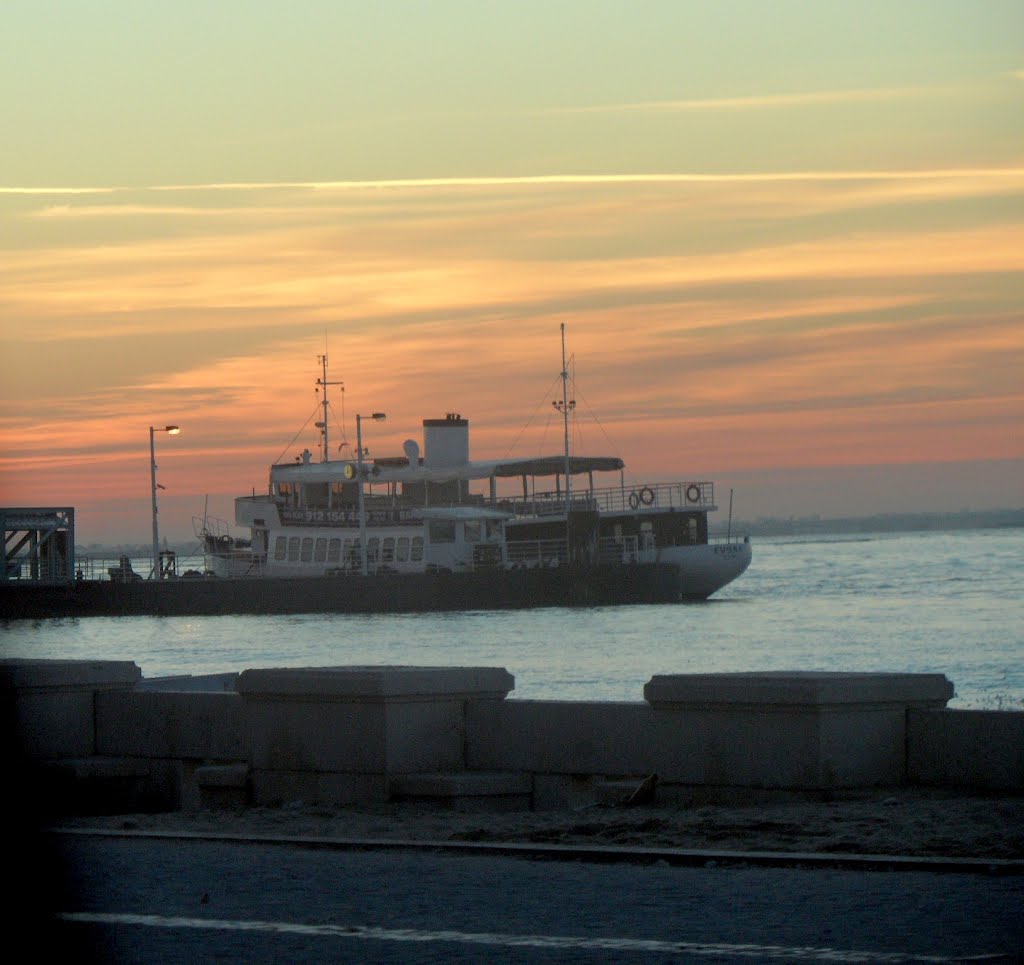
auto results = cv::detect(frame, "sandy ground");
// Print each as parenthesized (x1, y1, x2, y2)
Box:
(59, 788, 1024, 859)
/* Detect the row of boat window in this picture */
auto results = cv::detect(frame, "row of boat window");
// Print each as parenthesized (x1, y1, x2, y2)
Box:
(273, 535, 425, 565)
(427, 519, 503, 544)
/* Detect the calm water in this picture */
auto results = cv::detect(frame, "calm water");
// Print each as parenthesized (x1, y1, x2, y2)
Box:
(2, 528, 1021, 709)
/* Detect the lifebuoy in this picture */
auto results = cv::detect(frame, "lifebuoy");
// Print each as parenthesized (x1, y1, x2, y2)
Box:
(686, 483, 701, 503)
(628, 491, 640, 510)
(639, 486, 655, 506)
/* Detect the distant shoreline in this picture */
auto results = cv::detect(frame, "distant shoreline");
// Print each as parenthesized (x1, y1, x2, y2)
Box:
(732, 508, 1024, 539)
(76, 509, 1024, 557)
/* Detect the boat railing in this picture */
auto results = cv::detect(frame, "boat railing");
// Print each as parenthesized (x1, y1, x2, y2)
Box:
(504, 534, 644, 567)
(500, 492, 598, 518)
(73, 555, 210, 582)
(504, 481, 713, 517)
(506, 538, 568, 566)
(596, 535, 643, 563)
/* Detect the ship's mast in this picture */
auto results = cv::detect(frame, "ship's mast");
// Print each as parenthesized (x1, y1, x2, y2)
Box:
(552, 323, 575, 518)
(316, 354, 344, 463)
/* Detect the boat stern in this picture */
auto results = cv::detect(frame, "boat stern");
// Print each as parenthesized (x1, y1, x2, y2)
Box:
(657, 539, 752, 599)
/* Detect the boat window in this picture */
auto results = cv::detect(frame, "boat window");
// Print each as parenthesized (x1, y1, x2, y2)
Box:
(304, 483, 329, 508)
(278, 482, 293, 497)
(330, 481, 358, 506)
(314, 537, 327, 562)
(327, 538, 341, 563)
(274, 536, 287, 560)
(396, 537, 410, 562)
(485, 520, 503, 540)
(288, 537, 300, 562)
(367, 537, 379, 563)
(429, 521, 456, 543)
(301, 537, 314, 562)
(382, 537, 395, 562)
(411, 536, 424, 561)
(464, 521, 482, 543)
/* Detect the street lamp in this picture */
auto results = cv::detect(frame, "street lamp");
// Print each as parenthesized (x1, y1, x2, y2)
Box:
(356, 412, 386, 576)
(150, 424, 181, 580)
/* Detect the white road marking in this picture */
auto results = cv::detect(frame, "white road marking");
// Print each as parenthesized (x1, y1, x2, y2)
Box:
(58, 911, 999, 962)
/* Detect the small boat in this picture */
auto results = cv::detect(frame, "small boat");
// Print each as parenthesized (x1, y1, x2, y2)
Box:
(200, 329, 751, 603)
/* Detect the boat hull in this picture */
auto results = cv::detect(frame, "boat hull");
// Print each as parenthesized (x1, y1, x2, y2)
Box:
(1, 562, 694, 619)
(658, 541, 752, 600)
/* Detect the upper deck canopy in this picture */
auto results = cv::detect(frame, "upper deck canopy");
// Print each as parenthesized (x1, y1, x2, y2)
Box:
(488, 455, 624, 477)
(271, 453, 625, 483)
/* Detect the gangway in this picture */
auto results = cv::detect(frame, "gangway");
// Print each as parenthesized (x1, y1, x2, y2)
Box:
(1, 507, 75, 583)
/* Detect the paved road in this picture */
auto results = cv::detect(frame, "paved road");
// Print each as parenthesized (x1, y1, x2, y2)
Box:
(33, 834, 1024, 963)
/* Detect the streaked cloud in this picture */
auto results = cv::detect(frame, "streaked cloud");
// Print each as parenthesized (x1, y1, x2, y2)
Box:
(0, 186, 115, 195)
(545, 85, 957, 115)
(8, 165, 1024, 201)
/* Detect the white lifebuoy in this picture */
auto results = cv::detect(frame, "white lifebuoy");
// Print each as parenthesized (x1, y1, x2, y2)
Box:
(628, 491, 640, 510)
(639, 486, 655, 506)
(686, 483, 701, 503)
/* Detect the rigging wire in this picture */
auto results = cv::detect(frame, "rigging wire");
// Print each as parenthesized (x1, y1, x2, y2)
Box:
(503, 370, 565, 459)
(574, 382, 623, 458)
(333, 383, 351, 456)
(339, 383, 350, 451)
(537, 407, 555, 457)
(273, 406, 319, 466)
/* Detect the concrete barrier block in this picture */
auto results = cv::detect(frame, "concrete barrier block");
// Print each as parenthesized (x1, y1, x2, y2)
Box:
(236, 665, 514, 701)
(240, 666, 510, 774)
(643, 672, 954, 788)
(2, 659, 142, 759)
(467, 700, 658, 773)
(9, 691, 97, 758)
(641, 706, 909, 786)
(246, 700, 388, 771)
(95, 691, 248, 760)
(644, 671, 954, 708)
(250, 769, 388, 807)
(245, 697, 468, 773)
(0, 659, 141, 692)
(384, 701, 466, 771)
(909, 709, 1024, 791)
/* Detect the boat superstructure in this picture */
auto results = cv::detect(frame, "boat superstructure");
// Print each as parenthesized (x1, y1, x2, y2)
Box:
(201, 337, 751, 600)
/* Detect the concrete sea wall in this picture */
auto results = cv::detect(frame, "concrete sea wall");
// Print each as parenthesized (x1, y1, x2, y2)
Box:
(2, 660, 1020, 815)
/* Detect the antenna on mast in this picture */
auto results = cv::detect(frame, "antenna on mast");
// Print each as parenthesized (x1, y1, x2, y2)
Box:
(316, 354, 344, 463)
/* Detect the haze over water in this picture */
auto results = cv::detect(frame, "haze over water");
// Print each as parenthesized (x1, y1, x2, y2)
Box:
(3, 528, 1021, 710)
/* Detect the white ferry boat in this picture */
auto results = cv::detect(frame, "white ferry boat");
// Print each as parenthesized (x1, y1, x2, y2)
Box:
(200, 342, 751, 603)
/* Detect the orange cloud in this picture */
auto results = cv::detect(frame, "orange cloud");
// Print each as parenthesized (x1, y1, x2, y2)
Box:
(2, 167, 1022, 543)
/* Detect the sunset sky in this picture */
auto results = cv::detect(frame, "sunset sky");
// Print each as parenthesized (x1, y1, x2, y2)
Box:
(2, 1, 1022, 546)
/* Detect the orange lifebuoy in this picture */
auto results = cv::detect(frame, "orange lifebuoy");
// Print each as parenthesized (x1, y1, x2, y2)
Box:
(639, 486, 655, 506)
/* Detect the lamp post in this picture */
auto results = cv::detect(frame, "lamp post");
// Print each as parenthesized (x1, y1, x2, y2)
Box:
(356, 412, 386, 576)
(150, 424, 181, 580)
